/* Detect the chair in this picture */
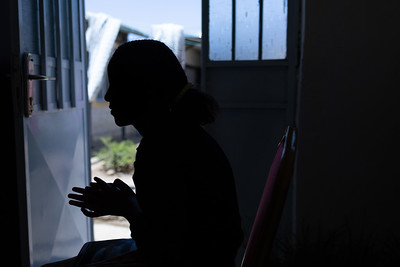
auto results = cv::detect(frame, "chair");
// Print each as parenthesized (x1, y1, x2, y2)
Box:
(241, 126, 297, 267)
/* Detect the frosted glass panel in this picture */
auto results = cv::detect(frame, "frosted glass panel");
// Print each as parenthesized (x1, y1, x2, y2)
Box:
(209, 0, 232, 60)
(262, 0, 287, 59)
(235, 0, 259, 60)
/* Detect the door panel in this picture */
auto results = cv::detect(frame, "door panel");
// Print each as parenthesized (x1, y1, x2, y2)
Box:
(18, 0, 91, 265)
(202, 0, 299, 261)
(207, 108, 287, 227)
(26, 110, 89, 265)
(206, 66, 288, 105)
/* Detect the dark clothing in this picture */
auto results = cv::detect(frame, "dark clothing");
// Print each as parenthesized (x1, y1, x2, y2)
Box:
(130, 120, 243, 266)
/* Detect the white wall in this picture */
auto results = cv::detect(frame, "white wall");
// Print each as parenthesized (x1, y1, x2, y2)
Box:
(90, 102, 137, 146)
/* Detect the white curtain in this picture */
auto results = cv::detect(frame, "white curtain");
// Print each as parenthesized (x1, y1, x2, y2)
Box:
(151, 23, 185, 68)
(86, 12, 121, 101)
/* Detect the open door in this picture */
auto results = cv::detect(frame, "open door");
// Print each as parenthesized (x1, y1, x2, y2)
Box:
(202, 0, 300, 260)
(11, 0, 91, 266)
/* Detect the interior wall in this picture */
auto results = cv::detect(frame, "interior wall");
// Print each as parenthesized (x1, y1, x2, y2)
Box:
(296, 0, 400, 240)
(3, 0, 30, 265)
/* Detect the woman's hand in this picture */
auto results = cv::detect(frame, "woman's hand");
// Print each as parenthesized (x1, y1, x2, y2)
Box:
(68, 177, 142, 221)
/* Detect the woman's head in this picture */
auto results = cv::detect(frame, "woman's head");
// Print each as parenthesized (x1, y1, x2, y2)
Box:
(105, 40, 187, 127)
(107, 40, 187, 101)
(105, 40, 218, 131)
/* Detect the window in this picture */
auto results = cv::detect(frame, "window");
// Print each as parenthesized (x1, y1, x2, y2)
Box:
(209, 0, 287, 61)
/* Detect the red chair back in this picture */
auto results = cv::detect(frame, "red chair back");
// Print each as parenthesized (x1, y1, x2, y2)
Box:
(241, 126, 297, 267)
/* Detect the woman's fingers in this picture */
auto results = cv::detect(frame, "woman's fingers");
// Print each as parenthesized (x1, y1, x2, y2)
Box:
(69, 199, 85, 208)
(72, 187, 85, 194)
(68, 193, 84, 201)
(69, 178, 115, 218)
(94, 177, 108, 187)
(81, 208, 103, 218)
(113, 179, 134, 195)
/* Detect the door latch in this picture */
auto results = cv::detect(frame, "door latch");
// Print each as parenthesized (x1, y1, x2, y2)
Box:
(24, 53, 56, 117)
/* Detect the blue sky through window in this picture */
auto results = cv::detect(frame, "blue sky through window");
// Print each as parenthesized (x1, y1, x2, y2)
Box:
(85, 0, 201, 37)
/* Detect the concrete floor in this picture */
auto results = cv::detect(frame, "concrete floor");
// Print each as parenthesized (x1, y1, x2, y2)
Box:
(93, 217, 131, 241)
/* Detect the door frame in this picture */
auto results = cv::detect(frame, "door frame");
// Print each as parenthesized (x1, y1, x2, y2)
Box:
(201, 0, 301, 259)
(201, 0, 300, 124)
(6, 0, 91, 265)
(5, 0, 31, 265)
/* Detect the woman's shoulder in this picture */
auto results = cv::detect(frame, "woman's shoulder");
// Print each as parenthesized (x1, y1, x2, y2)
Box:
(171, 123, 216, 148)
(142, 121, 227, 163)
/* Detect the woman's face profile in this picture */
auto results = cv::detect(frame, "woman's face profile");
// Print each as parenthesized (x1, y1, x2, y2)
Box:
(105, 65, 148, 127)
(104, 40, 188, 132)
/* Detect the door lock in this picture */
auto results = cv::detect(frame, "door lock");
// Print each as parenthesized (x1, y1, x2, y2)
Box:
(24, 53, 56, 117)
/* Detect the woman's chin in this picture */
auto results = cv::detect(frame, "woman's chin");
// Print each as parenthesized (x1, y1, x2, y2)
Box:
(113, 116, 131, 127)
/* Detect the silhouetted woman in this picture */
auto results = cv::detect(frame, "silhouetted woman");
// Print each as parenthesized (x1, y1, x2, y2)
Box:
(68, 40, 243, 266)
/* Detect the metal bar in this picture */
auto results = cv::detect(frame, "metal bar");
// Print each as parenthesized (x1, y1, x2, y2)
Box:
(258, 0, 264, 60)
(78, 0, 94, 241)
(285, 0, 301, 246)
(78, 0, 90, 109)
(220, 102, 289, 109)
(201, 0, 209, 90)
(39, 0, 48, 110)
(68, 0, 76, 107)
(205, 59, 288, 68)
(55, 0, 63, 109)
(232, 0, 236, 61)
(286, 0, 299, 125)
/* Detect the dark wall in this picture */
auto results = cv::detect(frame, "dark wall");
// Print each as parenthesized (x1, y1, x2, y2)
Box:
(2, 0, 29, 266)
(296, 0, 400, 239)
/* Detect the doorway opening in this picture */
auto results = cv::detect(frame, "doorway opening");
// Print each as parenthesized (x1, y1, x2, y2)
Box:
(84, 0, 202, 241)
(83, 1, 297, 265)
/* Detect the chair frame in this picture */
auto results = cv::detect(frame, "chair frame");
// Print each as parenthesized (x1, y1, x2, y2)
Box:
(241, 126, 297, 267)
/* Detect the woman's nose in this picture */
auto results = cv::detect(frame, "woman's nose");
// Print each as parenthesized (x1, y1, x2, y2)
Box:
(104, 88, 111, 102)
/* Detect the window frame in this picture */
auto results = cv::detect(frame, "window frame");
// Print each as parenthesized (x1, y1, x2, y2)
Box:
(205, 0, 290, 65)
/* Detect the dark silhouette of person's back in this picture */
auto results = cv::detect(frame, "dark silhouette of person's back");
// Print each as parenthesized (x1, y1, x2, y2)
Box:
(48, 40, 243, 267)
(132, 117, 243, 266)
